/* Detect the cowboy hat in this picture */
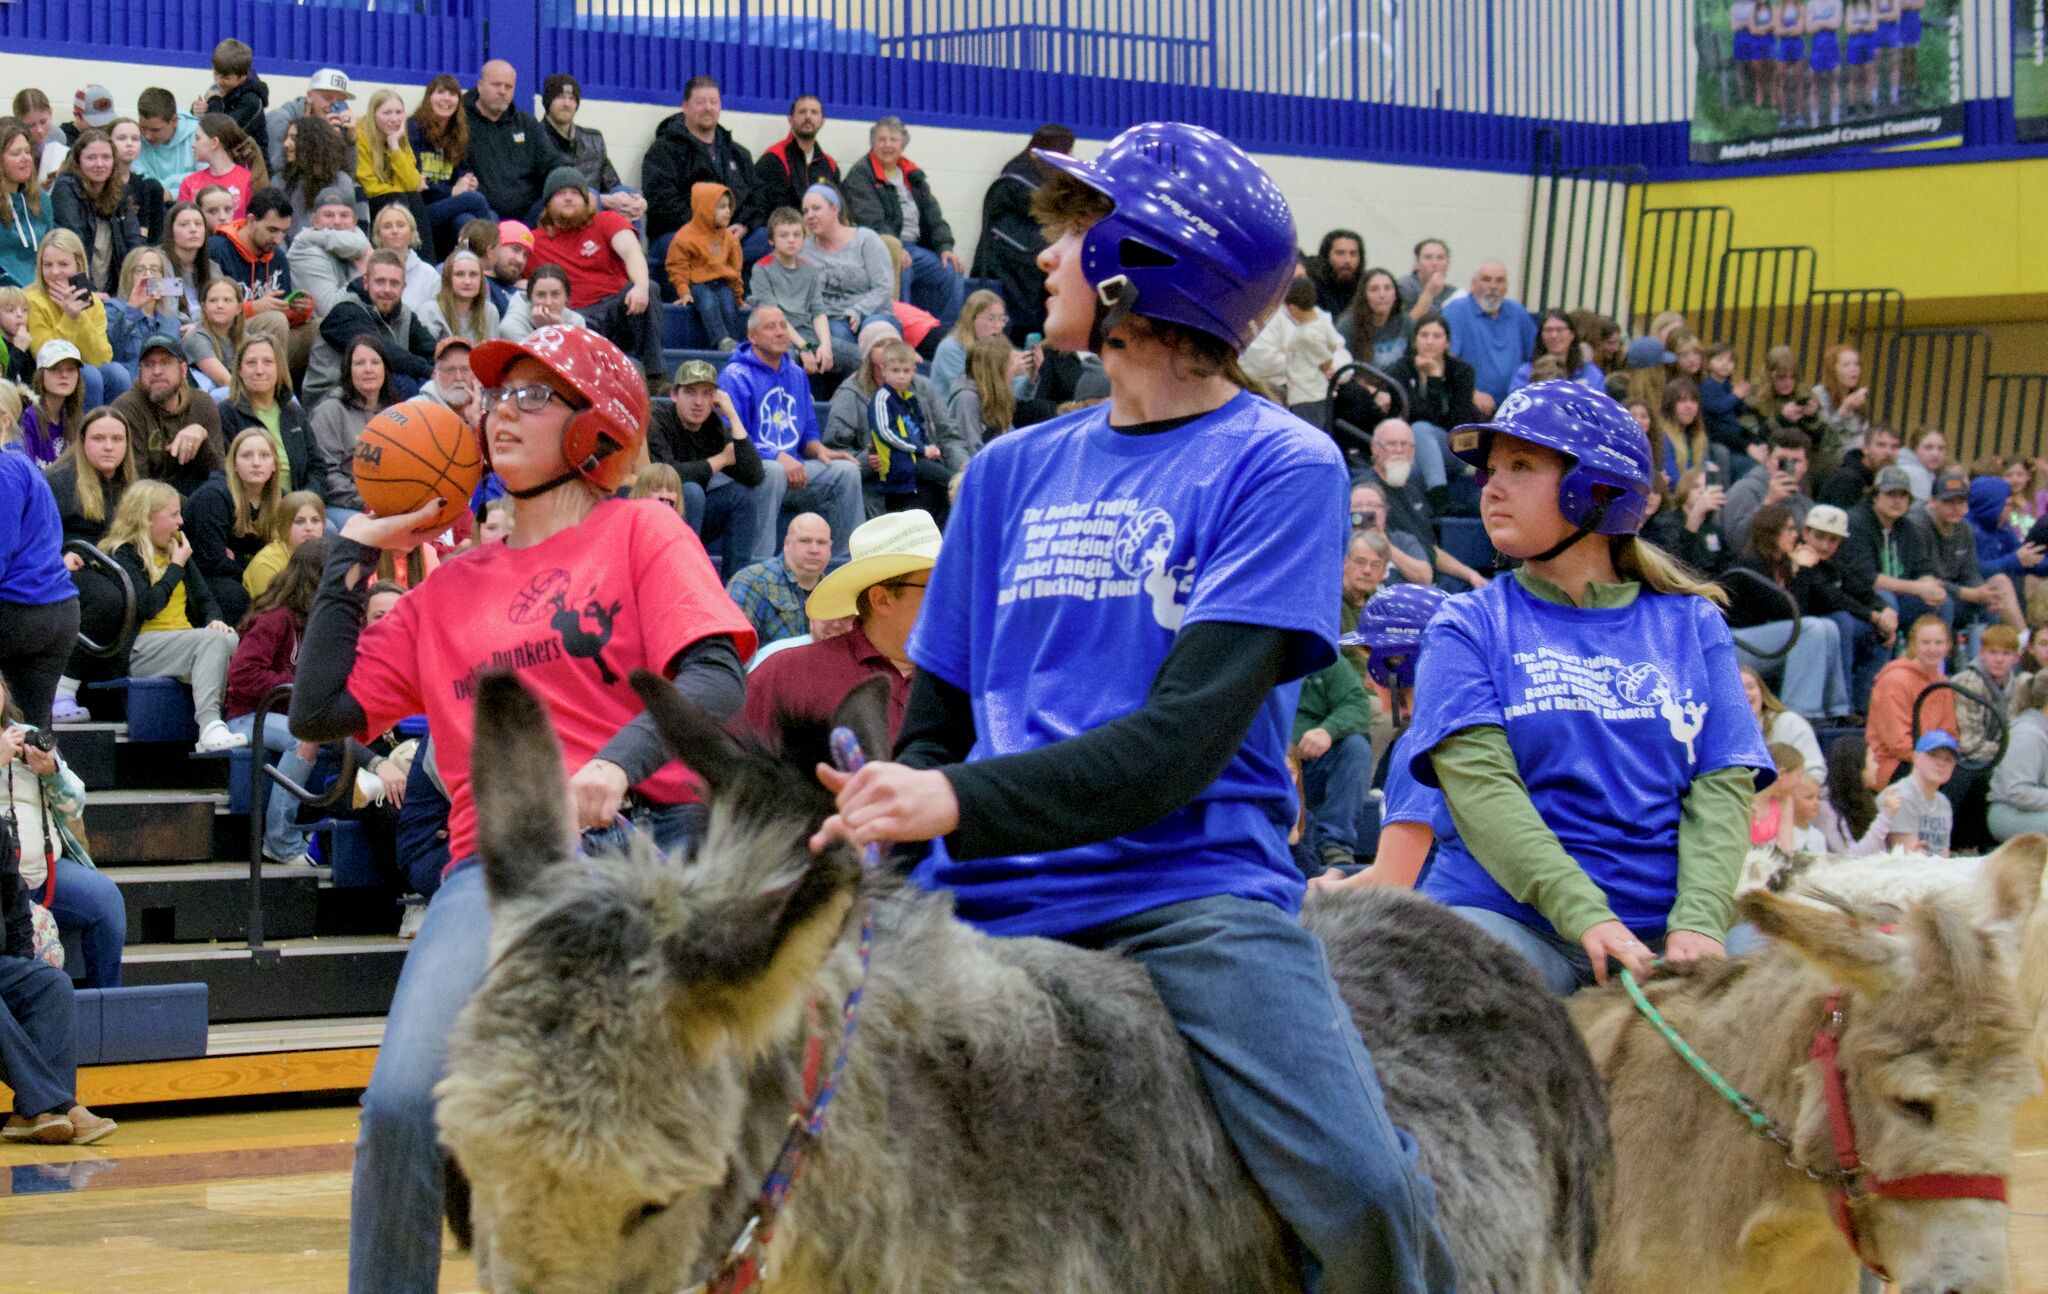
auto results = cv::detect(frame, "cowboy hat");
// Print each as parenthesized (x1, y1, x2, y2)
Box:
(806, 510, 941, 621)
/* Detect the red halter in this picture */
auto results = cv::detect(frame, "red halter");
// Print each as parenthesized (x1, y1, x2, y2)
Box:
(1808, 990, 2008, 1282)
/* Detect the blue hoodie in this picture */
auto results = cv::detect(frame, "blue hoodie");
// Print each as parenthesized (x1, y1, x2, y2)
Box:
(134, 113, 200, 189)
(715, 342, 818, 461)
(1968, 476, 2048, 578)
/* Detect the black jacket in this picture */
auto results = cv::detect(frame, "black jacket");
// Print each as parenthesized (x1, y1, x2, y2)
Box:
(181, 475, 265, 625)
(1642, 509, 1725, 576)
(971, 156, 1050, 339)
(50, 173, 145, 294)
(115, 538, 224, 629)
(41, 460, 127, 548)
(647, 400, 765, 489)
(1720, 556, 1814, 629)
(1385, 354, 1481, 429)
(206, 77, 272, 160)
(1815, 449, 1877, 509)
(1840, 498, 1932, 594)
(126, 173, 166, 245)
(841, 152, 954, 254)
(642, 115, 757, 242)
(460, 91, 556, 221)
(1805, 552, 1885, 620)
(320, 282, 436, 382)
(219, 395, 324, 497)
(751, 135, 838, 229)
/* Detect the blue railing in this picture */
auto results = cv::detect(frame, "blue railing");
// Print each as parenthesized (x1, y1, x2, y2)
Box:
(3, 0, 2040, 178)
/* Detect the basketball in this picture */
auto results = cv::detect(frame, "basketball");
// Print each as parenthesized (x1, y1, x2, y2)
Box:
(350, 399, 483, 531)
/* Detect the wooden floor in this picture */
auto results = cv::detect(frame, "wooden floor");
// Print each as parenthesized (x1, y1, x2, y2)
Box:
(0, 1096, 2044, 1292)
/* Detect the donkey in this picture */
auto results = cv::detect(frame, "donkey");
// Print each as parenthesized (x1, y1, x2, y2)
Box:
(1573, 835, 2048, 1294)
(435, 671, 1613, 1294)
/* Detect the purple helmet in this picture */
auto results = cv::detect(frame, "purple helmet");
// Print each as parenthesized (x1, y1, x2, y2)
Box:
(1339, 583, 1450, 689)
(1032, 123, 1297, 352)
(1448, 382, 1654, 536)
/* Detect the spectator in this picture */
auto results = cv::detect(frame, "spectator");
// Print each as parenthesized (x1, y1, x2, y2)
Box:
(1359, 420, 1487, 590)
(1667, 329, 1705, 384)
(194, 183, 237, 234)
(1797, 501, 1894, 707)
(1338, 526, 1388, 676)
(50, 129, 143, 294)
(1643, 467, 1728, 576)
(1888, 731, 1958, 854)
(726, 511, 833, 649)
(663, 183, 745, 351)
(183, 425, 286, 623)
(239, 490, 324, 600)
(1896, 425, 1947, 502)
(26, 230, 128, 408)
(1815, 421, 1899, 508)
(1719, 427, 1813, 551)
(356, 89, 428, 229)
(462, 61, 556, 223)
(368, 203, 440, 310)
(947, 336, 1030, 454)
(1720, 502, 1850, 721)
(309, 335, 399, 512)
(274, 115, 361, 239)
(1912, 465, 2023, 630)
(182, 277, 244, 395)
(103, 247, 182, 375)
(749, 207, 833, 375)
(105, 119, 166, 244)
(192, 39, 268, 160)
(1841, 464, 1948, 634)
(970, 124, 1073, 343)
(1350, 481, 1431, 589)
(1817, 735, 1904, 854)
(527, 168, 661, 377)
(133, 87, 198, 190)
(157, 200, 213, 322)
(1650, 378, 1721, 488)
(113, 336, 223, 496)
(2002, 457, 2041, 534)
(103, 479, 246, 752)
(1698, 341, 1759, 465)
(416, 335, 481, 424)
(1617, 335, 1672, 415)
(0, 121, 53, 292)
(645, 360, 763, 578)
(1293, 648, 1377, 871)
(826, 332, 965, 502)
(719, 306, 865, 562)
(931, 290, 1014, 400)
(175, 113, 267, 219)
(44, 409, 133, 551)
(1988, 670, 2048, 841)
(223, 537, 325, 865)
(415, 250, 500, 345)
(860, 338, 956, 525)
(497, 262, 583, 342)
(219, 335, 323, 497)
(1749, 344, 1824, 448)
(408, 75, 496, 257)
(1951, 622, 2023, 768)
(842, 117, 965, 329)
(1306, 228, 1365, 317)
(1381, 313, 1478, 504)
(1, 667, 120, 985)
(1968, 474, 2048, 592)
(539, 74, 640, 222)
(12, 89, 69, 185)
(1509, 310, 1602, 393)
(305, 250, 434, 406)
(643, 76, 756, 247)
(0, 286, 33, 387)
(800, 185, 898, 367)
(1740, 663, 1824, 780)
(207, 186, 305, 371)
(1810, 343, 1870, 475)
(1244, 275, 1350, 422)
(483, 219, 533, 304)
(749, 95, 838, 265)
(0, 447, 81, 729)
(1750, 743, 1823, 853)
(1338, 268, 1413, 371)
(743, 509, 939, 744)
(287, 188, 372, 322)
(19, 342, 85, 466)
(2017, 623, 2048, 699)
(1868, 615, 1957, 784)
(1396, 238, 1453, 320)
(262, 68, 351, 176)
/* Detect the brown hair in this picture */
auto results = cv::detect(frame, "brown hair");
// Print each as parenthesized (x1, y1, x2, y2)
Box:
(965, 336, 1018, 434)
(1819, 342, 1861, 409)
(242, 536, 329, 631)
(0, 120, 34, 229)
(59, 128, 131, 219)
(57, 407, 134, 525)
(197, 112, 270, 189)
(411, 74, 469, 170)
(1981, 624, 2021, 653)
(211, 38, 254, 79)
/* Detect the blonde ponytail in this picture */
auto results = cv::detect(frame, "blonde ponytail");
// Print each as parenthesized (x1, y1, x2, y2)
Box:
(1614, 535, 1727, 605)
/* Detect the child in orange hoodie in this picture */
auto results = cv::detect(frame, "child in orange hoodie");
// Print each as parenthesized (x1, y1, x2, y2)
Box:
(663, 181, 745, 351)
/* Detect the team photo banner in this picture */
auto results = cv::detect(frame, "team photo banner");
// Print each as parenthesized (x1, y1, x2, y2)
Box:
(2019, 1, 2048, 142)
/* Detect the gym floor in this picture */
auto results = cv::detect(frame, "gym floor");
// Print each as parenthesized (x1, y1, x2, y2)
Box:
(0, 1095, 2044, 1292)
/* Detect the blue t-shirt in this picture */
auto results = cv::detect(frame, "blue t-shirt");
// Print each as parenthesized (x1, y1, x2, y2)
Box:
(1379, 729, 1446, 831)
(909, 391, 1348, 938)
(1441, 295, 1538, 402)
(0, 450, 74, 606)
(1408, 577, 1770, 936)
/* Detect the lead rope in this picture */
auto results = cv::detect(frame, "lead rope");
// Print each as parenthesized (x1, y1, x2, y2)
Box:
(1617, 967, 1785, 1142)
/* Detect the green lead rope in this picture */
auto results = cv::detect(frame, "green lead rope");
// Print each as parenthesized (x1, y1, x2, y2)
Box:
(1618, 966, 1779, 1137)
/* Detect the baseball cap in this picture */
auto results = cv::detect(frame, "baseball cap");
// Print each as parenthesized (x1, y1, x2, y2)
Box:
(673, 359, 719, 388)
(1914, 730, 1961, 756)
(137, 334, 183, 362)
(308, 69, 354, 98)
(34, 340, 82, 370)
(74, 84, 117, 128)
(1625, 336, 1675, 368)
(1933, 467, 1970, 501)
(1803, 504, 1849, 538)
(1874, 465, 1914, 494)
(433, 335, 473, 361)
(497, 220, 534, 250)
(314, 186, 355, 211)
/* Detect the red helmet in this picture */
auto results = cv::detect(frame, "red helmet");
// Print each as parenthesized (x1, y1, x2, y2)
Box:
(469, 325, 649, 492)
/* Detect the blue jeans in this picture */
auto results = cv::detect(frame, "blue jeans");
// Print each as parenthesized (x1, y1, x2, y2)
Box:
(425, 191, 496, 261)
(347, 802, 706, 1294)
(826, 311, 902, 362)
(689, 281, 745, 347)
(1733, 616, 1850, 719)
(1303, 733, 1375, 855)
(1989, 802, 2048, 842)
(900, 243, 966, 330)
(1409, 420, 1461, 492)
(1830, 610, 1889, 712)
(1453, 906, 1765, 995)
(78, 362, 131, 409)
(48, 855, 124, 988)
(1071, 896, 1456, 1294)
(227, 712, 317, 861)
(681, 474, 760, 581)
(1878, 587, 1956, 637)
(0, 956, 74, 1117)
(752, 455, 865, 564)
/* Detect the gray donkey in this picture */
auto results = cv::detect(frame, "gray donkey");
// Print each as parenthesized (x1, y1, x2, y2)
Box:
(436, 671, 1612, 1294)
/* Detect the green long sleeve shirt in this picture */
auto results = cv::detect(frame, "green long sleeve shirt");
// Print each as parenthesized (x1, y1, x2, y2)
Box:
(1292, 655, 1377, 745)
(1428, 568, 1758, 942)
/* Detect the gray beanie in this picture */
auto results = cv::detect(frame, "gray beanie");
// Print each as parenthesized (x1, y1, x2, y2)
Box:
(543, 166, 589, 204)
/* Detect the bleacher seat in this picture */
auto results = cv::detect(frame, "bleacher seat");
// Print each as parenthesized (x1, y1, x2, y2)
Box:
(662, 301, 710, 350)
(321, 820, 386, 890)
(1437, 517, 1494, 579)
(70, 984, 209, 1065)
(89, 676, 199, 745)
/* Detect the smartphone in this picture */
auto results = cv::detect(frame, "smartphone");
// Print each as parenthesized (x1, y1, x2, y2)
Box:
(68, 272, 94, 295)
(1775, 455, 1797, 475)
(1704, 461, 1719, 478)
(1024, 332, 1043, 350)
(149, 276, 181, 298)
(327, 100, 348, 116)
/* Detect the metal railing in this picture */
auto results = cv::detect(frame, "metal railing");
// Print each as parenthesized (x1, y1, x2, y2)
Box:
(1521, 131, 1645, 324)
(1628, 204, 1734, 333)
(1880, 328, 1996, 457)
(244, 685, 356, 951)
(62, 541, 137, 661)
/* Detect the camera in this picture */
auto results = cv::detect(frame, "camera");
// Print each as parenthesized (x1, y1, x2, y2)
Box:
(23, 729, 55, 754)
(1775, 455, 1798, 475)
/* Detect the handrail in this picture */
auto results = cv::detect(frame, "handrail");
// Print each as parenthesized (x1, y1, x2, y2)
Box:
(246, 683, 357, 951)
(1912, 680, 2008, 776)
(62, 540, 137, 660)
(1325, 361, 1409, 459)
(1720, 568, 1802, 663)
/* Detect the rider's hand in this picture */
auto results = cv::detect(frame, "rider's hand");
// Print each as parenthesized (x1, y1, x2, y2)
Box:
(809, 761, 959, 853)
(1580, 919, 1656, 986)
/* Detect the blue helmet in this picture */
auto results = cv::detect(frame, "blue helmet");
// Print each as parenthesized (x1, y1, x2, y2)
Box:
(1033, 123, 1297, 352)
(1447, 382, 1655, 537)
(1338, 583, 1449, 689)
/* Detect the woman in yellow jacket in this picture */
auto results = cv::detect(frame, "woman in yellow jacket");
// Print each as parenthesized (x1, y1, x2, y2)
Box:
(25, 228, 127, 406)
(356, 89, 428, 233)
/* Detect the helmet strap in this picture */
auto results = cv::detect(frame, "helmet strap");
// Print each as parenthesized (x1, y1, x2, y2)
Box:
(1090, 274, 1137, 352)
(1525, 496, 1614, 564)
(507, 468, 585, 500)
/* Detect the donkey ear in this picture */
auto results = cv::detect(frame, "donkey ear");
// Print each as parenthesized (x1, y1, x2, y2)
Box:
(629, 669, 740, 796)
(829, 675, 893, 766)
(1973, 833, 2048, 1076)
(1738, 890, 1904, 998)
(472, 671, 574, 903)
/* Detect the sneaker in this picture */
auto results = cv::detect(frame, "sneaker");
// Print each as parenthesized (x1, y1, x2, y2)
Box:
(716, 337, 739, 354)
(65, 1107, 116, 1146)
(3, 1112, 74, 1144)
(49, 695, 91, 724)
(195, 720, 248, 753)
(398, 904, 426, 940)
(262, 847, 316, 867)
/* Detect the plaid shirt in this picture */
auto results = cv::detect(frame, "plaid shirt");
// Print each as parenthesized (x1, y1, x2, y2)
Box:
(726, 557, 812, 649)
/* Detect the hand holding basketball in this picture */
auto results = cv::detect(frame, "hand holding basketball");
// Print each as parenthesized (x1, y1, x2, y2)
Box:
(351, 400, 484, 532)
(339, 501, 451, 554)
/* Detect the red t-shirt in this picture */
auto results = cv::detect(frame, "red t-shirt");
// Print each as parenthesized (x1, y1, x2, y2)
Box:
(177, 165, 253, 218)
(529, 210, 637, 309)
(345, 498, 757, 863)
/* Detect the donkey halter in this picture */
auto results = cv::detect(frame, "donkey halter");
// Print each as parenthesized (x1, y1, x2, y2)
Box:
(1619, 970, 2007, 1284)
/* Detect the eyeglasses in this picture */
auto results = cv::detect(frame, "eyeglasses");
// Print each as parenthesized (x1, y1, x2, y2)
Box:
(480, 383, 562, 416)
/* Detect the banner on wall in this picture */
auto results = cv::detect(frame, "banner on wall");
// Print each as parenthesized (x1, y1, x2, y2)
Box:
(1691, 1, 1963, 164)
(2019, 1, 2048, 142)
